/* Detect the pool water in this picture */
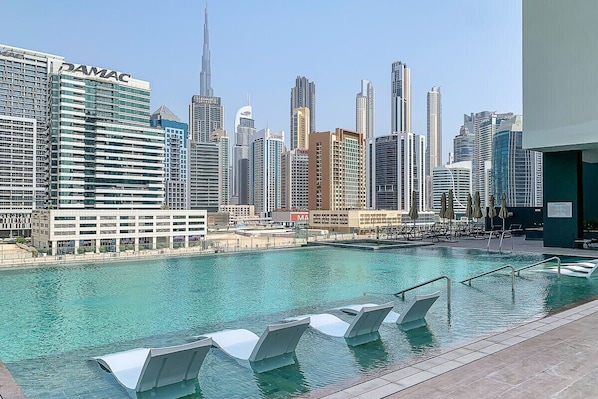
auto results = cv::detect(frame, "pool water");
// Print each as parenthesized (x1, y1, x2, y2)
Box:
(0, 246, 596, 398)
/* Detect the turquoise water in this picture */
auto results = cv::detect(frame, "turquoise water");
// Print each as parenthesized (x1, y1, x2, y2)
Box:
(0, 246, 596, 398)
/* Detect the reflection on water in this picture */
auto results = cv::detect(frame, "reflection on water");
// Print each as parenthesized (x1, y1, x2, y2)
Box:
(253, 360, 308, 398)
(348, 338, 389, 371)
(403, 325, 436, 353)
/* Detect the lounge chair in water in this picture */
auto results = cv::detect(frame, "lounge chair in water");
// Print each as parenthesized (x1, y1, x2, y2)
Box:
(93, 338, 212, 399)
(341, 291, 440, 330)
(287, 302, 394, 346)
(200, 318, 310, 373)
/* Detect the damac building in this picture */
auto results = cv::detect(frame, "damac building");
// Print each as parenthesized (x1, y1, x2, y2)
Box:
(48, 62, 165, 209)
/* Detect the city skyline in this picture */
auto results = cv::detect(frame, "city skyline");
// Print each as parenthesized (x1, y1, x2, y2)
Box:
(1, 0, 522, 164)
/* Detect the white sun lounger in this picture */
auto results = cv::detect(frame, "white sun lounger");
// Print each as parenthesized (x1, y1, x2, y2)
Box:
(201, 318, 310, 372)
(341, 292, 440, 329)
(93, 338, 212, 398)
(287, 302, 393, 345)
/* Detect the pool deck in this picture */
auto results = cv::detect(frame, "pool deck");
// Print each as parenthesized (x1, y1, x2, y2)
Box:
(301, 236, 598, 399)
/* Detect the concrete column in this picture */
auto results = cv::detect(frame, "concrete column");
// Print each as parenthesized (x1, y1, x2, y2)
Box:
(116, 237, 120, 252)
(169, 236, 173, 249)
(52, 241, 57, 256)
(134, 237, 139, 252)
(152, 236, 157, 250)
(185, 236, 189, 248)
(95, 239, 101, 253)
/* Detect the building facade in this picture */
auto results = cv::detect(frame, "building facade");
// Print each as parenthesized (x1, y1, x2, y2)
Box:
(150, 106, 188, 209)
(492, 115, 543, 207)
(427, 86, 442, 173)
(367, 133, 426, 211)
(189, 95, 223, 143)
(232, 105, 255, 205)
(391, 61, 411, 134)
(31, 209, 207, 255)
(49, 61, 165, 209)
(291, 107, 310, 150)
(0, 44, 64, 235)
(356, 79, 375, 140)
(249, 128, 284, 215)
(453, 124, 475, 163)
(290, 76, 315, 135)
(431, 161, 472, 214)
(281, 149, 309, 210)
(188, 141, 220, 212)
(308, 128, 366, 211)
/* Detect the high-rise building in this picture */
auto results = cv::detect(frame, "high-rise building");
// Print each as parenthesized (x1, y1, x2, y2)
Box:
(431, 161, 472, 213)
(189, 95, 223, 143)
(232, 105, 255, 205)
(492, 115, 543, 207)
(426, 87, 442, 172)
(391, 61, 411, 134)
(290, 76, 315, 135)
(281, 149, 309, 210)
(464, 111, 513, 206)
(356, 79, 375, 139)
(309, 129, 366, 211)
(188, 141, 220, 212)
(453, 124, 475, 163)
(151, 106, 188, 209)
(49, 61, 164, 209)
(212, 128, 230, 206)
(291, 107, 310, 150)
(0, 44, 64, 233)
(199, 5, 213, 97)
(249, 128, 285, 215)
(366, 133, 426, 211)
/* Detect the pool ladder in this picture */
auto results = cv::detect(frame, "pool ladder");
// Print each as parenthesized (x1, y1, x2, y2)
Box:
(460, 256, 562, 291)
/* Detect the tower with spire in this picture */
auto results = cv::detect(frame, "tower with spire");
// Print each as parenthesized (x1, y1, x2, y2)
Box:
(188, 4, 229, 208)
(199, 5, 213, 97)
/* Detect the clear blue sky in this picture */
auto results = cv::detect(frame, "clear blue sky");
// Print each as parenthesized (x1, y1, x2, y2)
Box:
(2, 0, 521, 163)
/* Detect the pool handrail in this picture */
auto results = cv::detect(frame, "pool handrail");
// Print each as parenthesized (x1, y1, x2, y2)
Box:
(393, 275, 451, 308)
(460, 264, 515, 291)
(514, 256, 561, 278)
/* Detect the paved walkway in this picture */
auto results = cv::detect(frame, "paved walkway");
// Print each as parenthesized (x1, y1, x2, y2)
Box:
(303, 237, 598, 399)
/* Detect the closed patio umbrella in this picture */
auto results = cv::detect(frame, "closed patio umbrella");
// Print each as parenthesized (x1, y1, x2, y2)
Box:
(488, 195, 497, 229)
(473, 191, 483, 219)
(445, 189, 455, 221)
(465, 193, 473, 221)
(408, 191, 419, 226)
(498, 192, 509, 231)
(439, 193, 447, 221)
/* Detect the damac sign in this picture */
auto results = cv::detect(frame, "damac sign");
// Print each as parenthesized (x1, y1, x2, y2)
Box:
(59, 63, 131, 83)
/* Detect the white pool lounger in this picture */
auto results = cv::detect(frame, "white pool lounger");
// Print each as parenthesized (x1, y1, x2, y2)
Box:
(543, 259, 598, 278)
(93, 338, 212, 399)
(341, 292, 440, 330)
(201, 318, 310, 372)
(288, 302, 394, 345)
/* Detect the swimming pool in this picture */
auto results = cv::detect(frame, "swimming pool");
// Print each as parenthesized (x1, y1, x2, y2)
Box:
(0, 246, 596, 398)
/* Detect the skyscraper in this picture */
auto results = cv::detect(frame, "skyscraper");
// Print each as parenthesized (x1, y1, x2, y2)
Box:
(426, 86, 442, 172)
(453, 124, 475, 163)
(492, 115, 543, 207)
(0, 44, 63, 232)
(150, 106, 188, 209)
(391, 61, 411, 134)
(356, 79, 375, 139)
(291, 107, 310, 150)
(232, 105, 255, 205)
(290, 76, 315, 136)
(49, 61, 165, 209)
(308, 129, 365, 211)
(366, 133, 426, 211)
(189, 95, 224, 143)
(281, 149, 309, 210)
(249, 128, 285, 215)
(199, 5, 213, 97)
(432, 161, 472, 214)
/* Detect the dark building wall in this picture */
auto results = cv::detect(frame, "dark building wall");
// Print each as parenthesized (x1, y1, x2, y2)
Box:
(583, 162, 598, 226)
(543, 151, 583, 248)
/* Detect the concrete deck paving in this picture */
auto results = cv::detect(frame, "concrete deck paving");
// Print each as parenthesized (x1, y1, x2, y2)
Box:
(303, 236, 598, 399)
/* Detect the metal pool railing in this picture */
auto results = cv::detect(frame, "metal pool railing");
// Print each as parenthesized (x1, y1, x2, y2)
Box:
(393, 275, 451, 308)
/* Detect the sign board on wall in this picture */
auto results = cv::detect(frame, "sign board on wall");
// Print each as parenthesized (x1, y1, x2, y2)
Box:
(547, 202, 572, 218)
